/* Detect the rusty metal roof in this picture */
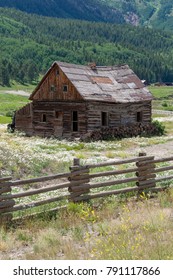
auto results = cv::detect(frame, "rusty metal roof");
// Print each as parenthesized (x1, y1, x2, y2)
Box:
(57, 61, 152, 103)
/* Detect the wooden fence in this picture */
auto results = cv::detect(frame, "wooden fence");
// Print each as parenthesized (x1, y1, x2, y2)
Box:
(1, 152, 173, 224)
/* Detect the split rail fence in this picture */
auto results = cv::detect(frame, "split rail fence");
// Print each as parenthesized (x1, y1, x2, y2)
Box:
(1, 152, 173, 223)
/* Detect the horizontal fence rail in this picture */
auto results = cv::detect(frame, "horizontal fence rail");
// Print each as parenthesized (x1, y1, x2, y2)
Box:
(1, 152, 173, 223)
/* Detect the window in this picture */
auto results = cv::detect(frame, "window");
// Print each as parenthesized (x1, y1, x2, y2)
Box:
(56, 69, 59, 76)
(101, 112, 108, 126)
(72, 111, 78, 132)
(42, 114, 47, 123)
(50, 85, 56, 92)
(55, 111, 63, 119)
(136, 111, 142, 122)
(63, 85, 68, 92)
(55, 111, 59, 118)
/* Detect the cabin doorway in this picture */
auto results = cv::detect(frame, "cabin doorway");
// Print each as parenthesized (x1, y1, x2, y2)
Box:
(54, 111, 63, 137)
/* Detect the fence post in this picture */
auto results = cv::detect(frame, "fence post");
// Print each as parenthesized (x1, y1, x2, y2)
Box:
(68, 158, 90, 202)
(136, 152, 156, 193)
(0, 177, 14, 225)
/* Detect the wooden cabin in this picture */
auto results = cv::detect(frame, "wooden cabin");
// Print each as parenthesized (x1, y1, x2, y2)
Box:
(15, 61, 153, 138)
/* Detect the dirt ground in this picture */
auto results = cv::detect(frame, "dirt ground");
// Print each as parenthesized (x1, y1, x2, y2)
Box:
(127, 140, 173, 158)
(2, 90, 30, 96)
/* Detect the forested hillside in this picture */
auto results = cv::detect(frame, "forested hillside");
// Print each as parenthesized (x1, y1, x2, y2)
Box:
(1, 0, 173, 30)
(1, 8, 173, 86)
(0, 0, 124, 24)
(100, 0, 173, 30)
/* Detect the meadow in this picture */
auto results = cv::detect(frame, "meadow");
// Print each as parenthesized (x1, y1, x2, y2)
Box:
(1, 85, 173, 260)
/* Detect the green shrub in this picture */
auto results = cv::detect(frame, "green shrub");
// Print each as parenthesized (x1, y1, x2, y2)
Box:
(151, 120, 166, 136)
(162, 101, 168, 107)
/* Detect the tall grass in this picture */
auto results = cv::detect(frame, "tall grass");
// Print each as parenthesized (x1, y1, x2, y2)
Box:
(1, 191, 173, 260)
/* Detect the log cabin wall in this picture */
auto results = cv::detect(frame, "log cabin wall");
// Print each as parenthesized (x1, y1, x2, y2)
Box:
(32, 101, 87, 138)
(15, 103, 33, 135)
(86, 101, 152, 131)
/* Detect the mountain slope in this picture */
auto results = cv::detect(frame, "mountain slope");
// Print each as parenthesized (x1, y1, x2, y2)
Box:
(1, 0, 173, 30)
(100, 0, 173, 30)
(1, 8, 173, 85)
(0, 0, 125, 24)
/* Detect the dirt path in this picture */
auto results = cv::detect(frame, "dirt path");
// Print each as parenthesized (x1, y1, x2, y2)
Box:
(128, 140, 173, 158)
(0, 90, 30, 96)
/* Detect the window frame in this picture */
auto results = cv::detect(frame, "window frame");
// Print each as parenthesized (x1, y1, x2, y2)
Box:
(62, 84, 68, 93)
(50, 84, 56, 92)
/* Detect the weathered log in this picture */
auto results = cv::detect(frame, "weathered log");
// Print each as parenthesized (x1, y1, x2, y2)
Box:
(136, 161, 155, 167)
(155, 165, 173, 173)
(0, 200, 15, 210)
(68, 168, 89, 178)
(136, 179, 156, 187)
(68, 183, 90, 193)
(136, 168, 155, 177)
(152, 156, 173, 164)
(137, 183, 156, 189)
(0, 177, 12, 183)
(137, 174, 156, 182)
(88, 167, 138, 179)
(0, 182, 70, 201)
(136, 163, 156, 171)
(69, 189, 91, 198)
(155, 175, 173, 183)
(0, 186, 12, 195)
(88, 177, 137, 190)
(86, 156, 154, 169)
(0, 172, 71, 188)
(69, 166, 88, 171)
(71, 184, 156, 202)
(70, 179, 90, 186)
(69, 174, 90, 181)
(0, 194, 70, 214)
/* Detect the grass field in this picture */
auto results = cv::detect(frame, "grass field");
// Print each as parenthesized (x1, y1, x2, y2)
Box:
(1, 192, 173, 260)
(0, 92, 29, 123)
(0, 80, 38, 93)
(149, 85, 173, 111)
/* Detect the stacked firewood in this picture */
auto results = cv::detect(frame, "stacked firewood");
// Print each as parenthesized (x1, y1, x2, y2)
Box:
(81, 122, 165, 142)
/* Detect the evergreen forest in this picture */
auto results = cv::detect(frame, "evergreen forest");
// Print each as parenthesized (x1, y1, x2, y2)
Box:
(1, 8, 173, 86)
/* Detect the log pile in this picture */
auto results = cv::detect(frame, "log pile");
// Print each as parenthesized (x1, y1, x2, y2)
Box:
(80, 122, 164, 142)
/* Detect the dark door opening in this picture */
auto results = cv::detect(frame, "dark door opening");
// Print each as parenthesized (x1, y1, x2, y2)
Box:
(101, 111, 108, 126)
(72, 111, 78, 131)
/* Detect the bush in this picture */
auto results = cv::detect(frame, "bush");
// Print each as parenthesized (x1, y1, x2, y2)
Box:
(151, 120, 166, 136)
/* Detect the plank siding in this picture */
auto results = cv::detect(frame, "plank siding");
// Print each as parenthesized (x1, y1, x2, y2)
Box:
(31, 101, 87, 138)
(32, 65, 83, 102)
(87, 101, 151, 131)
(15, 103, 33, 136)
